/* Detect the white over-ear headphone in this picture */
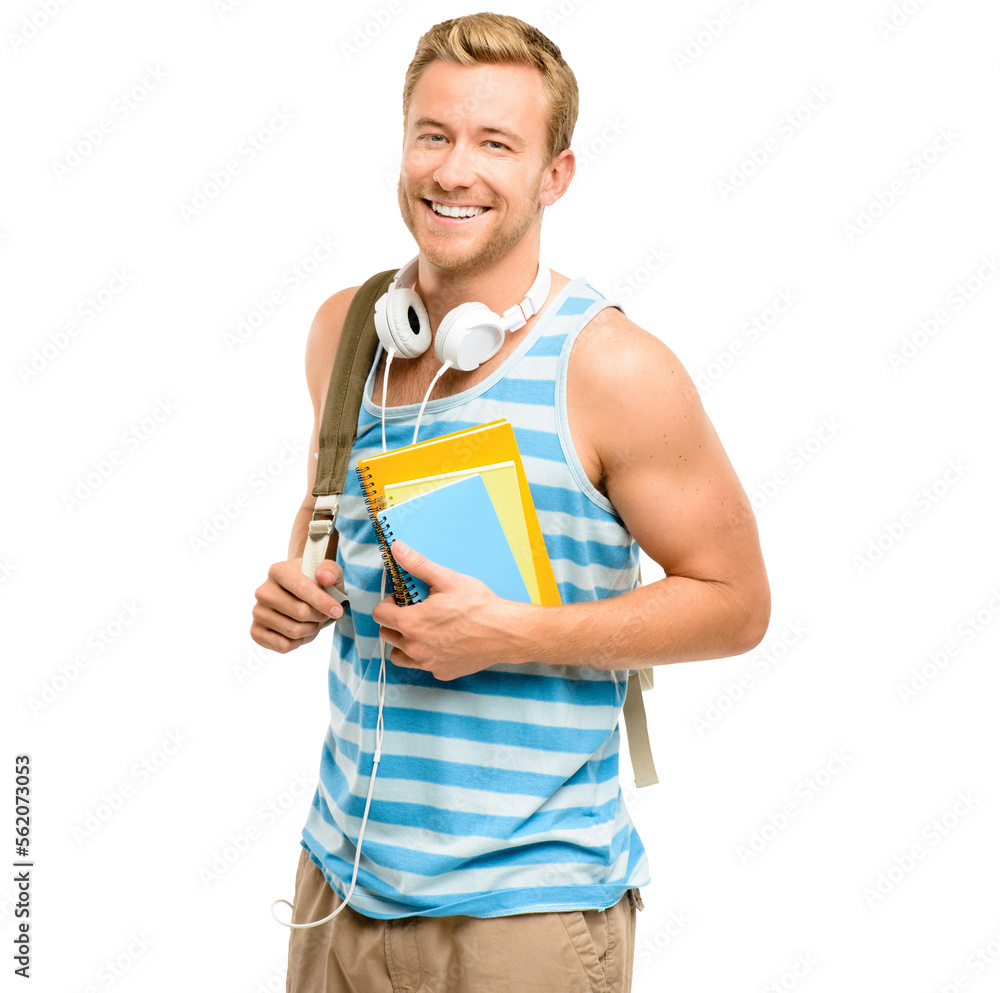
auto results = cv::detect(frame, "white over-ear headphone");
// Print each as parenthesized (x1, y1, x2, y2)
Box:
(373, 255, 551, 371)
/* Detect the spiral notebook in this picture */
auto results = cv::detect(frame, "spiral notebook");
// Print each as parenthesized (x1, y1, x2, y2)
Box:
(355, 419, 560, 606)
(381, 460, 536, 602)
(376, 473, 531, 605)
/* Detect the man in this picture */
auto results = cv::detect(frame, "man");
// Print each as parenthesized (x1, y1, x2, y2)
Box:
(251, 12, 769, 992)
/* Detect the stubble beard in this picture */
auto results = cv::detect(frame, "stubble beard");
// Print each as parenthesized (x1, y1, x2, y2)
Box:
(397, 179, 543, 278)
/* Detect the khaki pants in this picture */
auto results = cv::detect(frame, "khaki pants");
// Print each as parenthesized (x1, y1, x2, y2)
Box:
(286, 848, 642, 993)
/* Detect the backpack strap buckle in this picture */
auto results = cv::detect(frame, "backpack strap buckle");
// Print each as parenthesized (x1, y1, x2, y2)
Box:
(302, 496, 348, 604)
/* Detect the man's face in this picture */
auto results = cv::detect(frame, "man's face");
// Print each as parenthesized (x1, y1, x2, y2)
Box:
(397, 60, 553, 276)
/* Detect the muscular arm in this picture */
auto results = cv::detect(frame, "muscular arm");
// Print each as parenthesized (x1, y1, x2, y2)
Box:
(518, 308, 770, 668)
(376, 309, 770, 677)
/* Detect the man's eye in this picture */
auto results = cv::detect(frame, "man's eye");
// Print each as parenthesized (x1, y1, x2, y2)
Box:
(422, 134, 446, 142)
(485, 140, 507, 150)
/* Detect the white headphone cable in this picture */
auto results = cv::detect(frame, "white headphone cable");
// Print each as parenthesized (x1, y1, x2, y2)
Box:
(412, 361, 451, 445)
(271, 390, 395, 929)
(380, 349, 394, 454)
(271, 573, 388, 929)
(273, 332, 455, 927)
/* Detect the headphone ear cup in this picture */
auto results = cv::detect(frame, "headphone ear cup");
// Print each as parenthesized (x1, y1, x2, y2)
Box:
(375, 287, 430, 359)
(434, 302, 505, 371)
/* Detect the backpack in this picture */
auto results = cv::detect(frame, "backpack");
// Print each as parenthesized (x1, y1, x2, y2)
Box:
(301, 268, 658, 788)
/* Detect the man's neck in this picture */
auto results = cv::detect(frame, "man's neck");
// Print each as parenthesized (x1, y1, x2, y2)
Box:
(413, 241, 542, 332)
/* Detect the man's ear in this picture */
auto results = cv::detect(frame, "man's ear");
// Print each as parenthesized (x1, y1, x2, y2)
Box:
(539, 148, 575, 207)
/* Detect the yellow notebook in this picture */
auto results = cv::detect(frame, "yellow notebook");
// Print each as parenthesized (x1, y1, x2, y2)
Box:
(355, 419, 561, 606)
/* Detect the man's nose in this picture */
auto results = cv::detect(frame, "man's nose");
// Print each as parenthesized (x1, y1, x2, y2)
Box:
(433, 141, 477, 190)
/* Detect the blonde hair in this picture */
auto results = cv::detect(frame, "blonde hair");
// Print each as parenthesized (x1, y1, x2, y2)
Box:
(402, 12, 579, 164)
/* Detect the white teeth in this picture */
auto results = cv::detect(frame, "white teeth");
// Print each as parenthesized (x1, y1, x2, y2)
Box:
(430, 201, 487, 218)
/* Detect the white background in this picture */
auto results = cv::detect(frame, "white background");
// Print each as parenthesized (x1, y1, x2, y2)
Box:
(3, 0, 999, 990)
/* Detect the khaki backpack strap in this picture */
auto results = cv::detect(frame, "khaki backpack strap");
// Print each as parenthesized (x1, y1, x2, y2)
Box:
(302, 268, 397, 600)
(622, 561, 658, 787)
(313, 268, 398, 498)
(623, 670, 659, 788)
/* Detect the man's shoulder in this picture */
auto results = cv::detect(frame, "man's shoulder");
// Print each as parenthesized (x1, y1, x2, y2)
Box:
(573, 304, 692, 399)
(305, 285, 362, 410)
(311, 285, 362, 342)
(565, 303, 703, 495)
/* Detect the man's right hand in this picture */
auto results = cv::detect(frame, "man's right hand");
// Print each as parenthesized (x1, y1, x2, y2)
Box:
(250, 557, 346, 653)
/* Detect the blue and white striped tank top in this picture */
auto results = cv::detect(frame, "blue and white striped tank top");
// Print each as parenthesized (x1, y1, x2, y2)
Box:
(300, 274, 650, 918)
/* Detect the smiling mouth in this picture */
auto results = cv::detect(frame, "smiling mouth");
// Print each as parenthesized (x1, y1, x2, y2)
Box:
(423, 199, 492, 220)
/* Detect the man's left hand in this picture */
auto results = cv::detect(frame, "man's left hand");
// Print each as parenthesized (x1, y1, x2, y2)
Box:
(371, 541, 524, 681)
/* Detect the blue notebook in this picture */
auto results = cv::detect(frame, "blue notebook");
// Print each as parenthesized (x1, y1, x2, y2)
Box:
(375, 473, 532, 605)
